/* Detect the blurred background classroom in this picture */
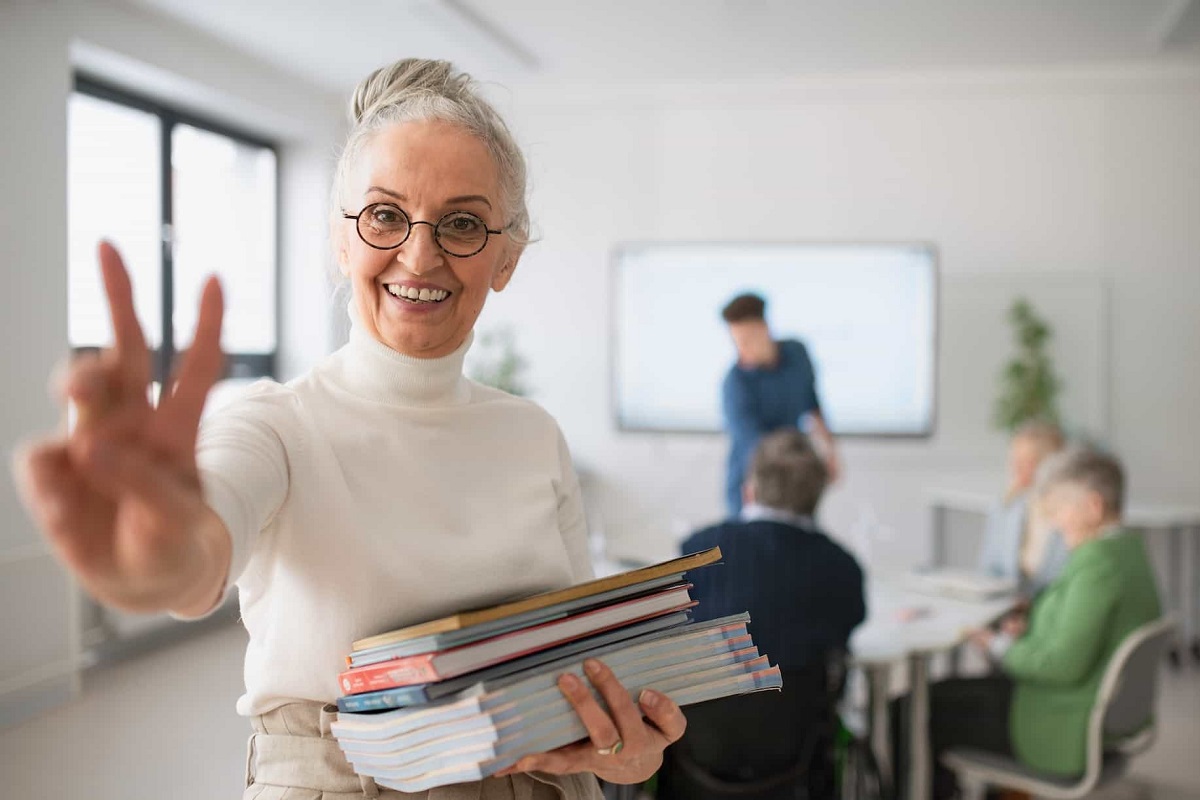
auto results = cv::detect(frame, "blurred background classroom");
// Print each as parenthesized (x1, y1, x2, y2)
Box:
(1, 1, 1198, 798)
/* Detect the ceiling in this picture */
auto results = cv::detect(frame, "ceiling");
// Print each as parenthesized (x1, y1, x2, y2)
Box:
(126, 0, 1200, 94)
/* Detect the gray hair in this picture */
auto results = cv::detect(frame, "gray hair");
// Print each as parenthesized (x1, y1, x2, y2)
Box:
(1036, 445, 1126, 518)
(749, 429, 828, 516)
(331, 59, 531, 251)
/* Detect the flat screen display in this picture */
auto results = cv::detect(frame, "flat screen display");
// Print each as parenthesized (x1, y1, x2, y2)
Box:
(613, 242, 937, 436)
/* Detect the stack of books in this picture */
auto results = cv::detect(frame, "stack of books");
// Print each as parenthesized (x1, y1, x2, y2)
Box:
(332, 547, 782, 793)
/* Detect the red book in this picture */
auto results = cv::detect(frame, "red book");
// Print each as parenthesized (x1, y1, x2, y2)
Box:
(339, 585, 695, 694)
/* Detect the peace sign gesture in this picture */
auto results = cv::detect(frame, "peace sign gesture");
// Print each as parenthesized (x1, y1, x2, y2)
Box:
(13, 242, 233, 616)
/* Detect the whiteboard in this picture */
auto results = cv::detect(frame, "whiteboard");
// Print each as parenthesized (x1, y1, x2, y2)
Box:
(612, 242, 938, 436)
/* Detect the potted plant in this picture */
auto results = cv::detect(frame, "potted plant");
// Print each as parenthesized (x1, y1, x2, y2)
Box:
(993, 298, 1062, 433)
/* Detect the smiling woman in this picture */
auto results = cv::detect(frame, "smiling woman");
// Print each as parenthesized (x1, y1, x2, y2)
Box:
(13, 59, 687, 800)
(337, 119, 516, 359)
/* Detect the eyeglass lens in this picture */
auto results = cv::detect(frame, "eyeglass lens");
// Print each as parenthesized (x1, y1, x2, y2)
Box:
(357, 203, 490, 256)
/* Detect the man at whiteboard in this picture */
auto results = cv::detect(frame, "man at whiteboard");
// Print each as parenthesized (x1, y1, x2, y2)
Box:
(721, 293, 840, 517)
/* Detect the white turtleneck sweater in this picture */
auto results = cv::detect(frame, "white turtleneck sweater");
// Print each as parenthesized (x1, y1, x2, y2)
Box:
(194, 326, 594, 717)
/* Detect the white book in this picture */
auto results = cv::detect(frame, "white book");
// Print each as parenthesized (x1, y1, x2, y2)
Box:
(355, 656, 774, 776)
(365, 663, 784, 793)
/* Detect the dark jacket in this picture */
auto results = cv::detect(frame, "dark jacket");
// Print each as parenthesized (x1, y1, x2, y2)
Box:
(681, 517, 866, 669)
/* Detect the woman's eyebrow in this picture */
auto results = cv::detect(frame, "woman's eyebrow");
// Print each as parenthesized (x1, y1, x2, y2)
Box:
(366, 186, 405, 202)
(365, 187, 492, 211)
(445, 195, 493, 210)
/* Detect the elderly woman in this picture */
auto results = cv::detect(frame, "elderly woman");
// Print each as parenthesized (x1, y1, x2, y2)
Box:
(14, 59, 685, 799)
(978, 419, 1070, 597)
(894, 446, 1162, 798)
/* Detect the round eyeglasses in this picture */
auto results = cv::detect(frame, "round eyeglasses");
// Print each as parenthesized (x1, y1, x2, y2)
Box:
(342, 203, 505, 258)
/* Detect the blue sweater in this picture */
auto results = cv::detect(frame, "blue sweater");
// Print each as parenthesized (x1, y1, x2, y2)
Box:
(681, 518, 865, 669)
(721, 339, 822, 515)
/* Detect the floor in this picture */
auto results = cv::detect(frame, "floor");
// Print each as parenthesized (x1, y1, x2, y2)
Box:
(0, 620, 1197, 799)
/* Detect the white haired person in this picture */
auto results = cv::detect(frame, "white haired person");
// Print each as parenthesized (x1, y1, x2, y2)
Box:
(978, 419, 1070, 596)
(14, 60, 685, 799)
(893, 447, 1162, 798)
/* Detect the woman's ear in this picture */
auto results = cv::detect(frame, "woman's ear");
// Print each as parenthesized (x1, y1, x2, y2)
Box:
(332, 216, 352, 277)
(491, 250, 522, 292)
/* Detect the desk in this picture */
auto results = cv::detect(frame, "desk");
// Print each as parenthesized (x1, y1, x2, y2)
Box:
(851, 577, 1015, 800)
(927, 488, 1200, 664)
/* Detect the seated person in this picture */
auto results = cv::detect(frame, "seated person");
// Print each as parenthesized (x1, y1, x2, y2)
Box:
(978, 420, 1070, 597)
(663, 429, 865, 799)
(682, 427, 866, 668)
(895, 446, 1162, 799)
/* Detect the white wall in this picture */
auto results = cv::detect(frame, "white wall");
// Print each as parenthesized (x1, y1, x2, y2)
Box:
(0, 0, 344, 725)
(478, 66, 1200, 565)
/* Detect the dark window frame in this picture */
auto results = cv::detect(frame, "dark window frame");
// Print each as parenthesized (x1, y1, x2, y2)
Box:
(71, 73, 280, 383)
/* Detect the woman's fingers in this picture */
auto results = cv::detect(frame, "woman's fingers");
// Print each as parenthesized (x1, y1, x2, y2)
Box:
(555, 668, 622, 751)
(62, 352, 123, 427)
(12, 439, 114, 568)
(73, 435, 193, 515)
(98, 242, 151, 394)
(14, 439, 77, 529)
(637, 688, 687, 744)
(157, 275, 224, 446)
(579, 659, 650, 748)
(509, 740, 597, 776)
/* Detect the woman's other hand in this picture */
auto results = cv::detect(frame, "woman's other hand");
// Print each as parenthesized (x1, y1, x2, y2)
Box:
(12, 241, 229, 615)
(1000, 612, 1028, 639)
(498, 658, 688, 785)
(966, 627, 995, 652)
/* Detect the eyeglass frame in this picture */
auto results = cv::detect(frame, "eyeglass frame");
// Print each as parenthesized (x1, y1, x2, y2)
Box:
(342, 202, 506, 258)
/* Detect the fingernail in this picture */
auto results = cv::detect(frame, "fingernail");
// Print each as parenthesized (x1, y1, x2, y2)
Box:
(639, 689, 659, 708)
(560, 673, 581, 690)
(584, 659, 602, 677)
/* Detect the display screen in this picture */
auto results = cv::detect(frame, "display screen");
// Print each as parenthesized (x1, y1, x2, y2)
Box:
(613, 242, 937, 436)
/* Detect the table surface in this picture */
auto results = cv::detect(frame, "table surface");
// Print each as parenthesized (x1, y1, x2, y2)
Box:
(851, 574, 1016, 663)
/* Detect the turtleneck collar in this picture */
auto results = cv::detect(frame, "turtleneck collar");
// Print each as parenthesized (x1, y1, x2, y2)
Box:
(332, 321, 474, 407)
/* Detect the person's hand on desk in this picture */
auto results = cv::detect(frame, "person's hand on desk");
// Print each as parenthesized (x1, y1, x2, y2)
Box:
(965, 628, 995, 652)
(1000, 612, 1028, 639)
(496, 658, 687, 784)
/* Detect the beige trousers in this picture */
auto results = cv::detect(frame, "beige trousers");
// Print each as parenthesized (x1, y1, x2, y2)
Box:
(243, 702, 603, 800)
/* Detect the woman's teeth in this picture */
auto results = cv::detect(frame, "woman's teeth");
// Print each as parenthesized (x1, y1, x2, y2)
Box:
(386, 285, 450, 303)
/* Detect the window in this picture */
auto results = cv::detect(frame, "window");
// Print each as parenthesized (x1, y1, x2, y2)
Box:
(68, 76, 278, 413)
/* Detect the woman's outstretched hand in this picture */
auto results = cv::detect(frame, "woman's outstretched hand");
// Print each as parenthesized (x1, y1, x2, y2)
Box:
(12, 242, 230, 615)
(497, 658, 688, 785)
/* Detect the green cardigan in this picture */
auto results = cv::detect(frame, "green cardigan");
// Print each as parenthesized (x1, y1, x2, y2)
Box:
(1003, 530, 1161, 775)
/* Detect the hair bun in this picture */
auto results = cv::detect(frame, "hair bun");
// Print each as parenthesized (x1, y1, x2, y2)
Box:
(350, 58, 471, 124)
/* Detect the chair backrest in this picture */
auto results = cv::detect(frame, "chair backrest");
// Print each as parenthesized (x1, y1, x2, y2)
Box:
(1090, 616, 1176, 755)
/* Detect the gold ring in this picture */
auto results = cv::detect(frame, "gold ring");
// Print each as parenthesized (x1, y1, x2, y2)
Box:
(596, 739, 624, 756)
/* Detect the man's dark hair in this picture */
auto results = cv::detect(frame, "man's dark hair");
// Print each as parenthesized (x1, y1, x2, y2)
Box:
(749, 429, 828, 516)
(722, 293, 766, 323)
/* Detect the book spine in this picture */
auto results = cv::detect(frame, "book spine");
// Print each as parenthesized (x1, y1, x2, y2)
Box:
(338, 693, 398, 713)
(339, 654, 440, 694)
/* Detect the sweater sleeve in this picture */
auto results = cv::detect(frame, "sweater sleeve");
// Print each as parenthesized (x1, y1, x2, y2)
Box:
(193, 386, 291, 601)
(554, 428, 595, 582)
(1002, 554, 1120, 685)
